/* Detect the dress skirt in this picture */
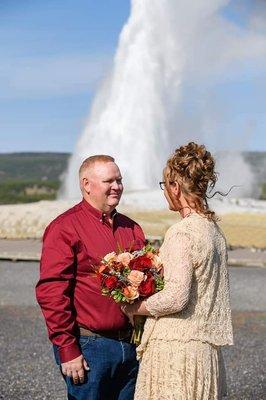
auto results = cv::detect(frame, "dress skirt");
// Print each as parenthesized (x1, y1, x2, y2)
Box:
(134, 339, 227, 400)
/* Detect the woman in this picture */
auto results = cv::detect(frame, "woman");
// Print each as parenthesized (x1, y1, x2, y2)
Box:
(122, 142, 233, 400)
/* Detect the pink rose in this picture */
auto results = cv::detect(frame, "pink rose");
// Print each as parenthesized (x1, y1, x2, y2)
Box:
(127, 270, 145, 287)
(117, 252, 134, 266)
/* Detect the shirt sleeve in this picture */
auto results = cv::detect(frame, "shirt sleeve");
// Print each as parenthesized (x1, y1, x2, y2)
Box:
(35, 220, 81, 363)
(133, 222, 146, 248)
(145, 232, 194, 318)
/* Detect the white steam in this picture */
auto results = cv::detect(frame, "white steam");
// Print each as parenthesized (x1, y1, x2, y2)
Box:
(61, 0, 266, 199)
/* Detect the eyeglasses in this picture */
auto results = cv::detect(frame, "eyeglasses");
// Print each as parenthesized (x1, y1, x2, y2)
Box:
(159, 181, 166, 190)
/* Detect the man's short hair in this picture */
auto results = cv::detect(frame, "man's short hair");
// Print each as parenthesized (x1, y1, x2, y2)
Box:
(79, 155, 115, 180)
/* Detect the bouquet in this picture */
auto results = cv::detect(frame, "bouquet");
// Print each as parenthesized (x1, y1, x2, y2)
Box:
(98, 244, 164, 344)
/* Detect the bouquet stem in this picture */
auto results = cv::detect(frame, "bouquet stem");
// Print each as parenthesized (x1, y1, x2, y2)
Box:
(130, 315, 146, 346)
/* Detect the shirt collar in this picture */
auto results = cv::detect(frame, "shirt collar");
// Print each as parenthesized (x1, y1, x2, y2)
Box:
(81, 198, 118, 221)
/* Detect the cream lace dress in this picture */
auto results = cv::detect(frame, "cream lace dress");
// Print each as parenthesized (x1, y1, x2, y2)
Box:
(134, 213, 233, 400)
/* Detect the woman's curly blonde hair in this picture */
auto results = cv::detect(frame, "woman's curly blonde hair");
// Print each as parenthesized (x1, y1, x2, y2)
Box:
(166, 142, 218, 221)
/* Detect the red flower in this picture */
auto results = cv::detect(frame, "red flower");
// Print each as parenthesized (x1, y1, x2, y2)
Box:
(139, 277, 155, 297)
(103, 276, 119, 290)
(129, 255, 153, 271)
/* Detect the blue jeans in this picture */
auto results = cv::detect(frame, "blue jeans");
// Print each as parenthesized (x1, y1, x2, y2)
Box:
(53, 335, 139, 400)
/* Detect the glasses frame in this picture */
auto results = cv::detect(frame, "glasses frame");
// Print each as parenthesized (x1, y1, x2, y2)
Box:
(159, 181, 166, 190)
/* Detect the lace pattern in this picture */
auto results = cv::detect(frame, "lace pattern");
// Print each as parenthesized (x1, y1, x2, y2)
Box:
(134, 340, 227, 400)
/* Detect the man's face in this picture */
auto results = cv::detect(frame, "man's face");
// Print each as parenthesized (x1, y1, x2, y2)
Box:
(83, 161, 123, 213)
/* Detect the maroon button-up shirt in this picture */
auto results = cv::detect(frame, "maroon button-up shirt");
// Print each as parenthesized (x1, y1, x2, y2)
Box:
(36, 199, 145, 363)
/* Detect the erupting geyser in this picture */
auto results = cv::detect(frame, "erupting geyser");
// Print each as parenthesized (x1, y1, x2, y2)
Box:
(62, 0, 266, 200)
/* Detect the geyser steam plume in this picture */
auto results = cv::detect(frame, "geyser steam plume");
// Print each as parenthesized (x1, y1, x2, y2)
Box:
(62, 0, 266, 200)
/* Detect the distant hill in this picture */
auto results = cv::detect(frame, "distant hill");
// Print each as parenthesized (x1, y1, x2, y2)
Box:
(0, 152, 70, 182)
(0, 151, 265, 204)
(0, 152, 70, 204)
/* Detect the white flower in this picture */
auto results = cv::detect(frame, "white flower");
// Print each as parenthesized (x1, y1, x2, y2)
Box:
(103, 251, 117, 263)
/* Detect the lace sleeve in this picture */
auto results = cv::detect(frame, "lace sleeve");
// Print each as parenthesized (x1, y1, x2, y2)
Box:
(145, 232, 194, 318)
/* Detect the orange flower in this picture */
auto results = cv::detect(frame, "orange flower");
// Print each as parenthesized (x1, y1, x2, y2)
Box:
(122, 286, 139, 300)
(99, 264, 108, 273)
(146, 251, 154, 259)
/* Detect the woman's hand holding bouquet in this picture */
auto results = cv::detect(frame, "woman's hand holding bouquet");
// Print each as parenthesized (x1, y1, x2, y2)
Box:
(98, 244, 164, 344)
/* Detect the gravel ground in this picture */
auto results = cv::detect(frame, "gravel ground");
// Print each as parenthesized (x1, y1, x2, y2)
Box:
(0, 262, 265, 400)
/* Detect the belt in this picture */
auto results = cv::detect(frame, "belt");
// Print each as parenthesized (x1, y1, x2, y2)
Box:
(78, 326, 132, 342)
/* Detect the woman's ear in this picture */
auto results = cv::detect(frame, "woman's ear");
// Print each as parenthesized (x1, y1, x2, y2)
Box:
(171, 181, 180, 197)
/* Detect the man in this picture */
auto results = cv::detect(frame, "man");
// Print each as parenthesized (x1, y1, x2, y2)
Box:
(36, 155, 145, 400)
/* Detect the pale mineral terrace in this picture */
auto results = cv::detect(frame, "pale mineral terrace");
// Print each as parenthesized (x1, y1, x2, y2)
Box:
(0, 191, 266, 239)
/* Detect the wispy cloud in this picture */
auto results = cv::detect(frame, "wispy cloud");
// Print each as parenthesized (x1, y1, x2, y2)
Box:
(178, 1, 266, 82)
(0, 53, 111, 99)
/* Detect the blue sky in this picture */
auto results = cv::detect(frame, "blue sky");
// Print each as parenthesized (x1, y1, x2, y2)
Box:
(0, 0, 265, 153)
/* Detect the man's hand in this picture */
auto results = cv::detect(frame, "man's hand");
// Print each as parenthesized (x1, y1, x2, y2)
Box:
(61, 355, 89, 384)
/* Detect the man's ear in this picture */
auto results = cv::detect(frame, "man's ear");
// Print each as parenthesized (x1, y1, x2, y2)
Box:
(82, 177, 91, 194)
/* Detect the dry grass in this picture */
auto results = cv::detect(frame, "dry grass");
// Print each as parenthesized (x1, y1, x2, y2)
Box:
(124, 210, 266, 248)
(219, 213, 266, 248)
